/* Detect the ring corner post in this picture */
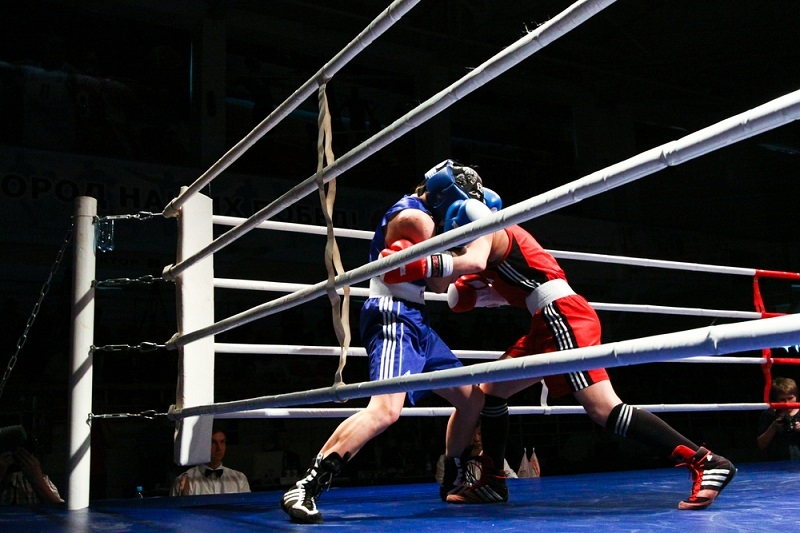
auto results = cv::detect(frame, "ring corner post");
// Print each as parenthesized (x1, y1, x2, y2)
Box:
(67, 196, 97, 510)
(173, 188, 216, 466)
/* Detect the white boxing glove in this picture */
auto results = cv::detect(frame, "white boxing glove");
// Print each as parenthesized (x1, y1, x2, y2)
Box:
(447, 274, 509, 313)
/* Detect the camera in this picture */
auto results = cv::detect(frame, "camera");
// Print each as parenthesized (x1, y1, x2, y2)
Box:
(779, 415, 798, 435)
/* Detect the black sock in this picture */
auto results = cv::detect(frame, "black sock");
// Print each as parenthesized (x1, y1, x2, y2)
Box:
(606, 403, 698, 457)
(480, 394, 509, 471)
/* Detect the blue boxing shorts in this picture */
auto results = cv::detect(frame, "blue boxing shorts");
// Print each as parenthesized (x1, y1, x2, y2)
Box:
(360, 296, 462, 405)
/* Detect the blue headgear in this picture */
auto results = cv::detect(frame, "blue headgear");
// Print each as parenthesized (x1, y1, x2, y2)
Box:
(423, 160, 484, 224)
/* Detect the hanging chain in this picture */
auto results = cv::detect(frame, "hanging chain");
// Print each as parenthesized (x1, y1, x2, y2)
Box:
(97, 211, 161, 222)
(91, 342, 166, 353)
(89, 409, 168, 421)
(89, 211, 167, 421)
(95, 211, 161, 252)
(1, 211, 163, 400)
(94, 275, 169, 289)
(88, 343, 168, 422)
(0, 225, 74, 400)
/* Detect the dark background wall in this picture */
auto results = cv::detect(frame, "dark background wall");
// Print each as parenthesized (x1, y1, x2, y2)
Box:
(1, 0, 799, 500)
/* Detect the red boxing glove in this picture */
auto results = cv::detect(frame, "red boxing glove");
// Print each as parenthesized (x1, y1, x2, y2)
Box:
(381, 240, 453, 283)
(447, 274, 508, 312)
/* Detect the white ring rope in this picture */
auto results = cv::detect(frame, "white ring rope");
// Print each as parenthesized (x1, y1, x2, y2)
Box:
(168, 87, 800, 349)
(213, 278, 762, 320)
(212, 214, 756, 276)
(548, 250, 756, 276)
(163, 0, 616, 280)
(213, 213, 784, 320)
(586, 303, 760, 319)
(213, 215, 374, 240)
(215, 403, 772, 419)
(214, 343, 765, 365)
(168, 313, 800, 419)
(161, 0, 422, 219)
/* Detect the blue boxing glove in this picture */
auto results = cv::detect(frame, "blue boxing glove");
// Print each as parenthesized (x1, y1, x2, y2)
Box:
(483, 187, 502, 212)
(444, 198, 492, 232)
(443, 198, 492, 247)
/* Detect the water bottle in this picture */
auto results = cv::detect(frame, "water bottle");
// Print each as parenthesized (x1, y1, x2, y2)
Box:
(135, 485, 144, 499)
(96, 219, 115, 252)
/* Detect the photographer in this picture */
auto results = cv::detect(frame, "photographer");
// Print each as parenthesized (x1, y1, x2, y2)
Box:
(0, 425, 63, 505)
(757, 377, 800, 461)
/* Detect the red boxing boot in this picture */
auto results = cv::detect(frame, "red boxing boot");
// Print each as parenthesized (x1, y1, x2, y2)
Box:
(671, 445, 736, 510)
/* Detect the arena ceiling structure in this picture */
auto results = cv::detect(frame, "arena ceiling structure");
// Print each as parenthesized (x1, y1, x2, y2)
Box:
(32, 0, 797, 249)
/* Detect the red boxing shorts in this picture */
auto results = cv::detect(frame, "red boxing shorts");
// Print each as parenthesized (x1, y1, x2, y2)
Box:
(504, 294, 608, 398)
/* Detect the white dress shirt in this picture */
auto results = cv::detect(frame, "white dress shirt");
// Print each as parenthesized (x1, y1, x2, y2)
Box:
(170, 464, 251, 496)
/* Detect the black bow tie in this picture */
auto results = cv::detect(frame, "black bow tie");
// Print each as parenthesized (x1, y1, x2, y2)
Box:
(204, 468, 223, 479)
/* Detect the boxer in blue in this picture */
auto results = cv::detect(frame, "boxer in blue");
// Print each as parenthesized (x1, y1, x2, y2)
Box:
(281, 160, 492, 524)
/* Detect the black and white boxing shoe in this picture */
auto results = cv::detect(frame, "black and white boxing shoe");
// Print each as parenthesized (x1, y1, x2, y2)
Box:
(280, 451, 348, 524)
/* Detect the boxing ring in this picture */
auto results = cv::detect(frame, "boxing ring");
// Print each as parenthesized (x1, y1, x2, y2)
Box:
(3, 462, 799, 531)
(29, 0, 798, 529)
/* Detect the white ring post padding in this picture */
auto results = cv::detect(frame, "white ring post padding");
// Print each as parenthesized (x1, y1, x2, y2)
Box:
(169, 88, 800, 349)
(172, 189, 216, 466)
(67, 196, 96, 510)
(214, 403, 772, 419)
(164, 0, 616, 280)
(161, 0, 422, 219)
(169, 313, 800, 419)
